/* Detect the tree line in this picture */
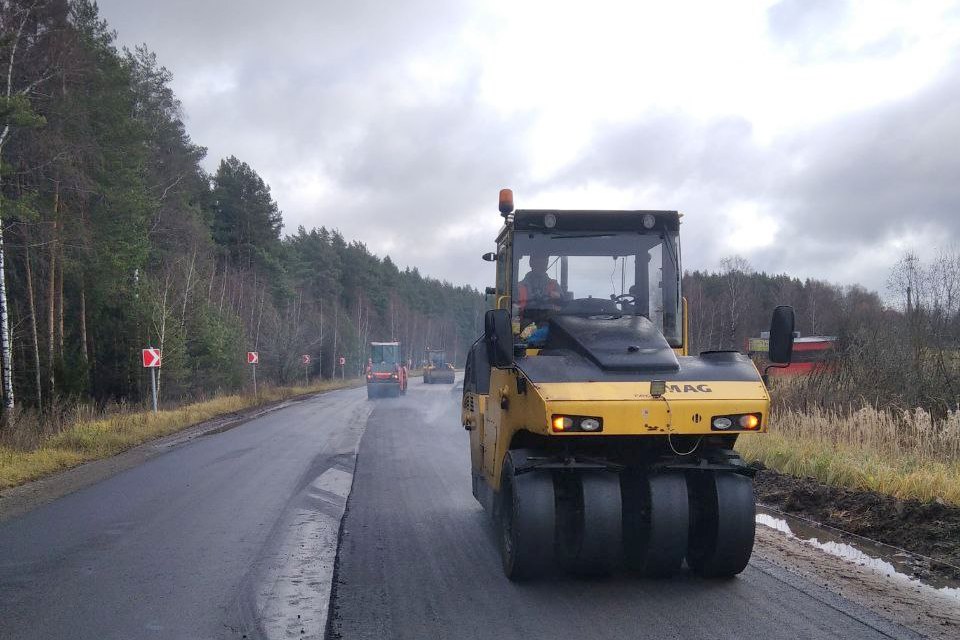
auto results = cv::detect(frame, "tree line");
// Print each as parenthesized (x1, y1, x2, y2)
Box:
(0, 0, 484, 416)
(684, 255, 886, 354)
(688, 253, 960, 417)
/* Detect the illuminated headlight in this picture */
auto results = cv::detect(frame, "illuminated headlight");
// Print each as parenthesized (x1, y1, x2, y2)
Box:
(642, 213, 656, 229)
(712, 417, 732, 430)
(580, 418, 601, 432)
(710, 414, 762, 431)
(544, 213, 558, 228)
(551, 415, 603, 433)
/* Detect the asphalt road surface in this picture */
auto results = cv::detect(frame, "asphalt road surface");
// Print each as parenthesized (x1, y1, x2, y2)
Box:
(0, 381, 921, 639)
(0, 388, 372, 640)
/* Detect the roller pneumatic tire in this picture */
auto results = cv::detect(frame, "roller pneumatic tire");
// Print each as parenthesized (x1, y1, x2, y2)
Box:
(556, 472, 622, 575)
(687, 472, 756, 578)
(499, 451, 556, 580)
(622, 472, 689, 576)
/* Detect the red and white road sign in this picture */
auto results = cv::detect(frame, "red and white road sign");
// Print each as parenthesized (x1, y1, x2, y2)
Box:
(338, 356, 345, 366)
(142, 348, 162, 368)
(301, 354, 311, 365)
(247, 351, 259, 365)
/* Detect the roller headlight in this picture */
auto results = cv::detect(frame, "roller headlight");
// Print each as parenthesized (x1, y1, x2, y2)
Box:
(642, 213, 656, 229)
(580, 418, 601, 432)
(544, 212, 558, 228)
(712, 416, 732, 430)
(551, 415, 603, 433)
(711, 413, 762, 431)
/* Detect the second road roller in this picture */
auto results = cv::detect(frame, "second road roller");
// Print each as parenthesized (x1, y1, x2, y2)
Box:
(462, 189, 795, 580)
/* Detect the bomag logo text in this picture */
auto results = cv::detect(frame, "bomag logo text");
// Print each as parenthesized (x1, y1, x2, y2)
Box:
(667, 384, 713, 393)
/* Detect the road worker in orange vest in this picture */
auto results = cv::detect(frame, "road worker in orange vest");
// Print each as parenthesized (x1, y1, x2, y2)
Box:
(517, 253, 562, 331)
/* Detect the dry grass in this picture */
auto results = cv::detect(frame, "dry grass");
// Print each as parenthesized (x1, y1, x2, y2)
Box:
(0, 378, 361, 490)
(737, 405, 960, 505)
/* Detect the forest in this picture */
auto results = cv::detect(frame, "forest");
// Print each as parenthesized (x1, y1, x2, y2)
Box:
(0, 0, 485, 414)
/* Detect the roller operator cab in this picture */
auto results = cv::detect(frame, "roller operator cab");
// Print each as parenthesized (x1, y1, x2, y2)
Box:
(424, 349, 456, 384)
(366, 342, 408, 399)
(462, 189, 796, 580)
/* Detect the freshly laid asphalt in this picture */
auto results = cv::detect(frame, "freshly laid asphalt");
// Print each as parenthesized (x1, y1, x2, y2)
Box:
(329, 383, 916, 640)
(0, 381, 919, 639)
(0, 388, 372, 639)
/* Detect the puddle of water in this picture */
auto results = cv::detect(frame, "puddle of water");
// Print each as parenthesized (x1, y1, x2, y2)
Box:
(755, 509, 960, 603)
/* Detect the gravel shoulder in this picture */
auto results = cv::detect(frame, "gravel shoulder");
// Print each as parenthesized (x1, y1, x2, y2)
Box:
(754, 524, 960, 639)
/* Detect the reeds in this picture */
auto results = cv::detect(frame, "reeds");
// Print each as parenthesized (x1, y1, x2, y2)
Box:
(737, 404, 960, 505)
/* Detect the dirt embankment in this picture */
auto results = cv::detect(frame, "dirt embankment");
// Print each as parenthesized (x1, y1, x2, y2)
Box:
(752, 463, 960, 579)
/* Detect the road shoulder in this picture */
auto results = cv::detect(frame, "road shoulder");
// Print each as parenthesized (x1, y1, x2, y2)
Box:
(0, 391, 346, 523)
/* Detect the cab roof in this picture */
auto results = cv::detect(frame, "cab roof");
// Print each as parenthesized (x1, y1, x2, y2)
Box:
(510, 209, 681, 233)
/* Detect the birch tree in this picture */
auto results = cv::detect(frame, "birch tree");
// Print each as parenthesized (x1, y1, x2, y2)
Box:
(0, 0, 52, 411)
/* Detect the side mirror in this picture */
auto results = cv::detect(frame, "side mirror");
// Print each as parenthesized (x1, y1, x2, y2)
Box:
(485, 286, 496, 295)
(768, 305, 795, 365)
(484, 309, 514, 367)
(482, 252, 497, 262)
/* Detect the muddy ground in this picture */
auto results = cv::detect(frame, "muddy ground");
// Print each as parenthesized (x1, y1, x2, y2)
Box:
(752, 464, 960, 580)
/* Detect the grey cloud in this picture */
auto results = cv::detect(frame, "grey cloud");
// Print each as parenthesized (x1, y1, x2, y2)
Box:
(557, 114, 772, 196)
(96, 0, 960, 294)
(98, 0, 515, 288)
(767, 0, 851, 59)
(101, 0, 471, 68)
(552, 57, 960, 292)
(554, 113, 782, 273)
(766, 0, 906, 64)
(767, 0, 849, 43)
(772, 61, 960, 250)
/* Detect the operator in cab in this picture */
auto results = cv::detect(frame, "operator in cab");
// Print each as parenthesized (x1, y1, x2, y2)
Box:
(517, 253, 561, 315)
(517, 252, 562, 343)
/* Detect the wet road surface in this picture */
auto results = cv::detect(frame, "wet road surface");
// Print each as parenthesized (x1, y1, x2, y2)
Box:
(0, 388, 371, 639)
(329, 382, 917, 640)
(0, 381, 921, 639)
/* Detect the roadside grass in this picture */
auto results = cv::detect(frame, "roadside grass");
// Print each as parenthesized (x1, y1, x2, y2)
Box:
(737, 405, 960, 505)
(0, 378, 362, 490)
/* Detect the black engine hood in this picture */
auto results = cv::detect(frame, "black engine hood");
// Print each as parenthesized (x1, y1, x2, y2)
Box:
(515, 316, 762, 384)
(547, 315, 680, 373)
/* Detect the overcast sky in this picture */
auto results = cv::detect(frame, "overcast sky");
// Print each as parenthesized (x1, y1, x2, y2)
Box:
(97, 0, 960, 294)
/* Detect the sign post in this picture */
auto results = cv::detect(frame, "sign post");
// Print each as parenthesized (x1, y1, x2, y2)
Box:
(142, 348, 162, 413)
(247, 351, 259, 396)
(339, 356, 345, 380)
(301, 354, 311, 385)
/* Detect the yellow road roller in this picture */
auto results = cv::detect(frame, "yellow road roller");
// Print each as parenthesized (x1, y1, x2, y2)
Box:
(424, 349, 456, 384)
(462, 189, 795, 580)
